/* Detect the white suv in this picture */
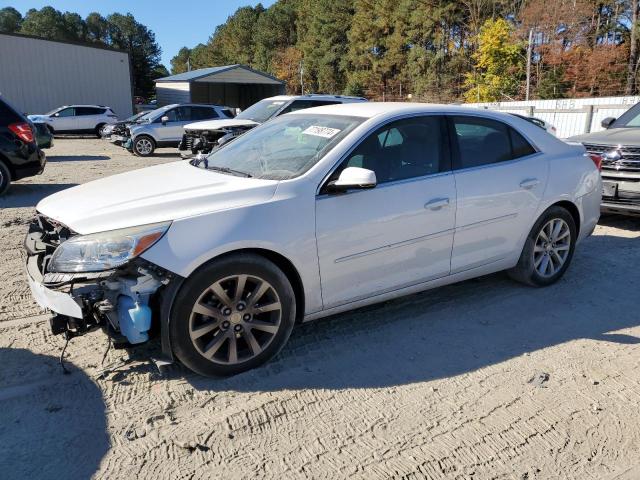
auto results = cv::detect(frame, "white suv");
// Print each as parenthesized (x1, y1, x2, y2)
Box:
(28, 105, 118, 137)
(179, 94, 367, 155)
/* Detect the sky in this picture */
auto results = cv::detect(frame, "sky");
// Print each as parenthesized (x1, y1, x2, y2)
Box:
(1, 0, 277, 68)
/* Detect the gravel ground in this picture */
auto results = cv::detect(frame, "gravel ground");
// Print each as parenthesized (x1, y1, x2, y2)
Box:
(1, 138, 639, 480)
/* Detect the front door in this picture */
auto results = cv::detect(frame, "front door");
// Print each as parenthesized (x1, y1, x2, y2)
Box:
(315, 115, 456, 308)
(155, 106, 192, 143)
(50, 107, 77, 131)
(449, 115, 548, 273)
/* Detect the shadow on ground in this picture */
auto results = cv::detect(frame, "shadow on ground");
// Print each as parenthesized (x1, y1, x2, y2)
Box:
(166, 231, 640, 393)
(0, 348, 108, 480)
(599, 213, 640, 231)
(47, 155, 110, 162)
(0, 183, 78, 208)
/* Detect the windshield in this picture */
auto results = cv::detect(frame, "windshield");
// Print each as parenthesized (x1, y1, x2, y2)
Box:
(611, 102, 640, 128)
(196, 113, 363, 180)
(236, 99, 288, 123)
(45, 107, 62, 115)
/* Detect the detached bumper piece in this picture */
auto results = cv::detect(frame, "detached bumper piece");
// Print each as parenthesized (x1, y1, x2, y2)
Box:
(24, 214, 175, 347)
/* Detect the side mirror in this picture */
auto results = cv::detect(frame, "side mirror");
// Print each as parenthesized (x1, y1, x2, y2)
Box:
(51, 113, 59, 118)
(327, 167, 377, 193)
(161, 115, 169, 125)
(601, 117, 616, 129)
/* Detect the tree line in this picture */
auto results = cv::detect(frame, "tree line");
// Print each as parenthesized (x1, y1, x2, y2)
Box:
(0, 6, 168, 98)
(170, 0, 640, 102)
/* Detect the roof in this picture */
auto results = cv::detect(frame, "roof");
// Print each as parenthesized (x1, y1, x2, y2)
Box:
(265, 94, 367, 102)
(0, 31, 129, 55)
(287, 102, 478, 118)
(156, 65, 284, 84)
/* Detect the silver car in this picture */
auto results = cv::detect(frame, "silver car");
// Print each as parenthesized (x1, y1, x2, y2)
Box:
(124, 104, 234, 156)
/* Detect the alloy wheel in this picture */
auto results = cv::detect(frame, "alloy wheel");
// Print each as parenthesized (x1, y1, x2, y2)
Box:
(533, 218, 571, 278)
(188, 274, 282, 365)
(136, 138, 153, 155)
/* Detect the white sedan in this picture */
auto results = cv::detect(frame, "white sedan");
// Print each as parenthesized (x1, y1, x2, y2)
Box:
(25, 103, 602, 376)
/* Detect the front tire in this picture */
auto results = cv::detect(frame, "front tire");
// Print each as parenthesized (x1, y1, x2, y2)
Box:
(133, 135, 155, 156)
(0, 161, 11, 195)
(170, 254, 296, 376)
(508, 206, 577, 287)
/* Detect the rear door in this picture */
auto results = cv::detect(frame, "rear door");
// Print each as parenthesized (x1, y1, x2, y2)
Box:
(449, 115, 548, 273)
(75, 107, 102, 130)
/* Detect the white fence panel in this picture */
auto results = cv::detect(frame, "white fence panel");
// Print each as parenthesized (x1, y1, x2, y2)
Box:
(466, 96, 640, 138)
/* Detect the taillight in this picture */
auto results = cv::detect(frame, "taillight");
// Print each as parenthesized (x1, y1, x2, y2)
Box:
(588, 153, 602, 171)
(9, 122, 35, 143)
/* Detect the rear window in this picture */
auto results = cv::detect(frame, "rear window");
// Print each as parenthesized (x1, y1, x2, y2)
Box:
(0, 97, 24, 124)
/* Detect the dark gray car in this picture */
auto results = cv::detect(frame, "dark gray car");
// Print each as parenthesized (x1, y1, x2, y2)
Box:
(569, 103, 640, 216)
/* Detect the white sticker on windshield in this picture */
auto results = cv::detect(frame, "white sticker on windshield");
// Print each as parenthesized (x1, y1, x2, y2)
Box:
(272, 101, 285, 105)
(302, 126, 341, 138)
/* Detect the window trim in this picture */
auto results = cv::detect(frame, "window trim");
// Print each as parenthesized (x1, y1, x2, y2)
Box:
(317, 113, 452, 196)
(447, 115, 541, 172)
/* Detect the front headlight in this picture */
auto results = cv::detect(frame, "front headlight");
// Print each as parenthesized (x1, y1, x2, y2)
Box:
(49, 222, 170, 273)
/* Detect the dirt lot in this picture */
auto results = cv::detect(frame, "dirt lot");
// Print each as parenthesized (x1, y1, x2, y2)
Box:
(1, 138, 639, 480)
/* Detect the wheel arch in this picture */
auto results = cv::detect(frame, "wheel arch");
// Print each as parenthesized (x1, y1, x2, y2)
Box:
(133, 132, 157, 144)
(209, 248, 306, 324)
(159, 247, 307, 362)
(550, 199, 581, 237)
(0, 152, 15, 178)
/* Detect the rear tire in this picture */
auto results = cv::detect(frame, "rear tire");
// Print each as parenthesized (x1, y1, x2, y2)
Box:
(95, 123, 106, 138)
(133, 135, 155, 157)
(0, 161, 12, 195)
(170, 254, 296, 377)
(508, 206, 577, 287)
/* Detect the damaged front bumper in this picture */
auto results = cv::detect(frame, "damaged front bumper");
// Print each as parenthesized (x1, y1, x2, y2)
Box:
(24, 215, 181, 359)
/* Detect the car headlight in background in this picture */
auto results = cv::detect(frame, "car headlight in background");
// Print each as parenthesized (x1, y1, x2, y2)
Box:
(48, 222, 171, 273)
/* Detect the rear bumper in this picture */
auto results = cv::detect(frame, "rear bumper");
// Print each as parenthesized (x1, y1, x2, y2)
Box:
(14, 149, 45, 180)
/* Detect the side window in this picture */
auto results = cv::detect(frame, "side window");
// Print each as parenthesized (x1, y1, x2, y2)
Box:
(310, 100, 340, 107)
(452, 116, 514, 169)
(339, 116, 446, 184)
(156, 109, 177, 123)
(279, 100, 313, 114)
(76, 107, 100, 116)
(510, 128, 536, 158)
(191, 107, 218, 121)
(174, 106, 192, 121)
(56, 108, 75, 117)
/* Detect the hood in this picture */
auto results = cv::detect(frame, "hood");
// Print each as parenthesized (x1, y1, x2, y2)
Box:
(37, 161, 278, 234)
(568, 128, 640, 146)
(28, 115, 51, 122)
(184, 118, 258, 131)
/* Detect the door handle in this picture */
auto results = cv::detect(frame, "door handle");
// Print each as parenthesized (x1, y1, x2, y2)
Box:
(519, 178, 540, 189)
(424, 197, 450, 210)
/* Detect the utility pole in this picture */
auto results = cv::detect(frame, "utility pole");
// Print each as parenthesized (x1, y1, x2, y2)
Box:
(626, 0, 639, 94)
(525, 28, 533, 101)
(300, 61, 304, 95)
(187, 57, 191, 72)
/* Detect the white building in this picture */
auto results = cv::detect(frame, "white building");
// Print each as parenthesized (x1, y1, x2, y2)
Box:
(0, 32, 133, 118)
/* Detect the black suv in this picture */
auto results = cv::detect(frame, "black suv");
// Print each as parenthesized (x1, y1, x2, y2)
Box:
(0, 96, 46, 195)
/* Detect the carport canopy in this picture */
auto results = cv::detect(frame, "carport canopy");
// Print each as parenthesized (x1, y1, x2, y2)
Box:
(155, 65, 286, 110)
